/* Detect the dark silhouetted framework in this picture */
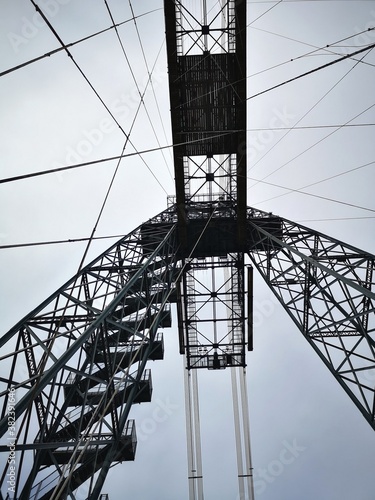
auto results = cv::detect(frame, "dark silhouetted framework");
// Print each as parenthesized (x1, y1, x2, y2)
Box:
(0, 1, 374, 499)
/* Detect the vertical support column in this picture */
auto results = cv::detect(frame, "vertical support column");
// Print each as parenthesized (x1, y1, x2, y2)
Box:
(247, 266, 253, 351)
(231, 367, 255, 500)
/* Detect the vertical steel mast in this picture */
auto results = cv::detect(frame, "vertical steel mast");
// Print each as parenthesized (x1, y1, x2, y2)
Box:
(164, 2, 254, 499)
(164, 0, 249, 369)
(1, 1, 375, 499)
(0, 210, 180, 499)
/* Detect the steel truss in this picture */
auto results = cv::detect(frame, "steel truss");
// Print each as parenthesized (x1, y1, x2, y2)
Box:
(173, 0, 237, 56)
(1, 204, 374, 498)
(1, 0, 375, 497)
(178, 251, 246, 370)
(246, 207, 375, 429)
(0, 208, 180, 500)
(164, 0, 248, 372)
(164, 0, 247, 248)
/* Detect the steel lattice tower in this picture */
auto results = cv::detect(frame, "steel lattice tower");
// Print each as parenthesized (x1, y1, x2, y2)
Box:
(1, 1, 375, 499)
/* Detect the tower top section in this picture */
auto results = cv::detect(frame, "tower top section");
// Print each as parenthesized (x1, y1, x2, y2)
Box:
(164, 0, 247, 250)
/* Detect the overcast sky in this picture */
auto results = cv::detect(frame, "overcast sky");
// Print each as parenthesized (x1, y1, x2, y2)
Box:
(1, 1, 375, 499)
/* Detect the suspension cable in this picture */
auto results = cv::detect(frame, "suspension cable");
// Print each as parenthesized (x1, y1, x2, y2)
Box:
(246, 42, 375, 101)
(0, 133, 233, 186)
(248, 46, 373, 178)
(27, 0, 168, 197)
(0, 9, 161, 78)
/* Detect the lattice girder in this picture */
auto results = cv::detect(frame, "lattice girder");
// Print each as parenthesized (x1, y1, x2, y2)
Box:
(174, 0, 237, 56)
(246, 207, 375, 429)
(164, 0, 247, 249)
(0, 209, 179, 499)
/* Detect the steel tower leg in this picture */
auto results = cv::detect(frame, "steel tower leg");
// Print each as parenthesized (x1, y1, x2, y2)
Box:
(0, 208, 179, 499)
(246, 207, 375, 429)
